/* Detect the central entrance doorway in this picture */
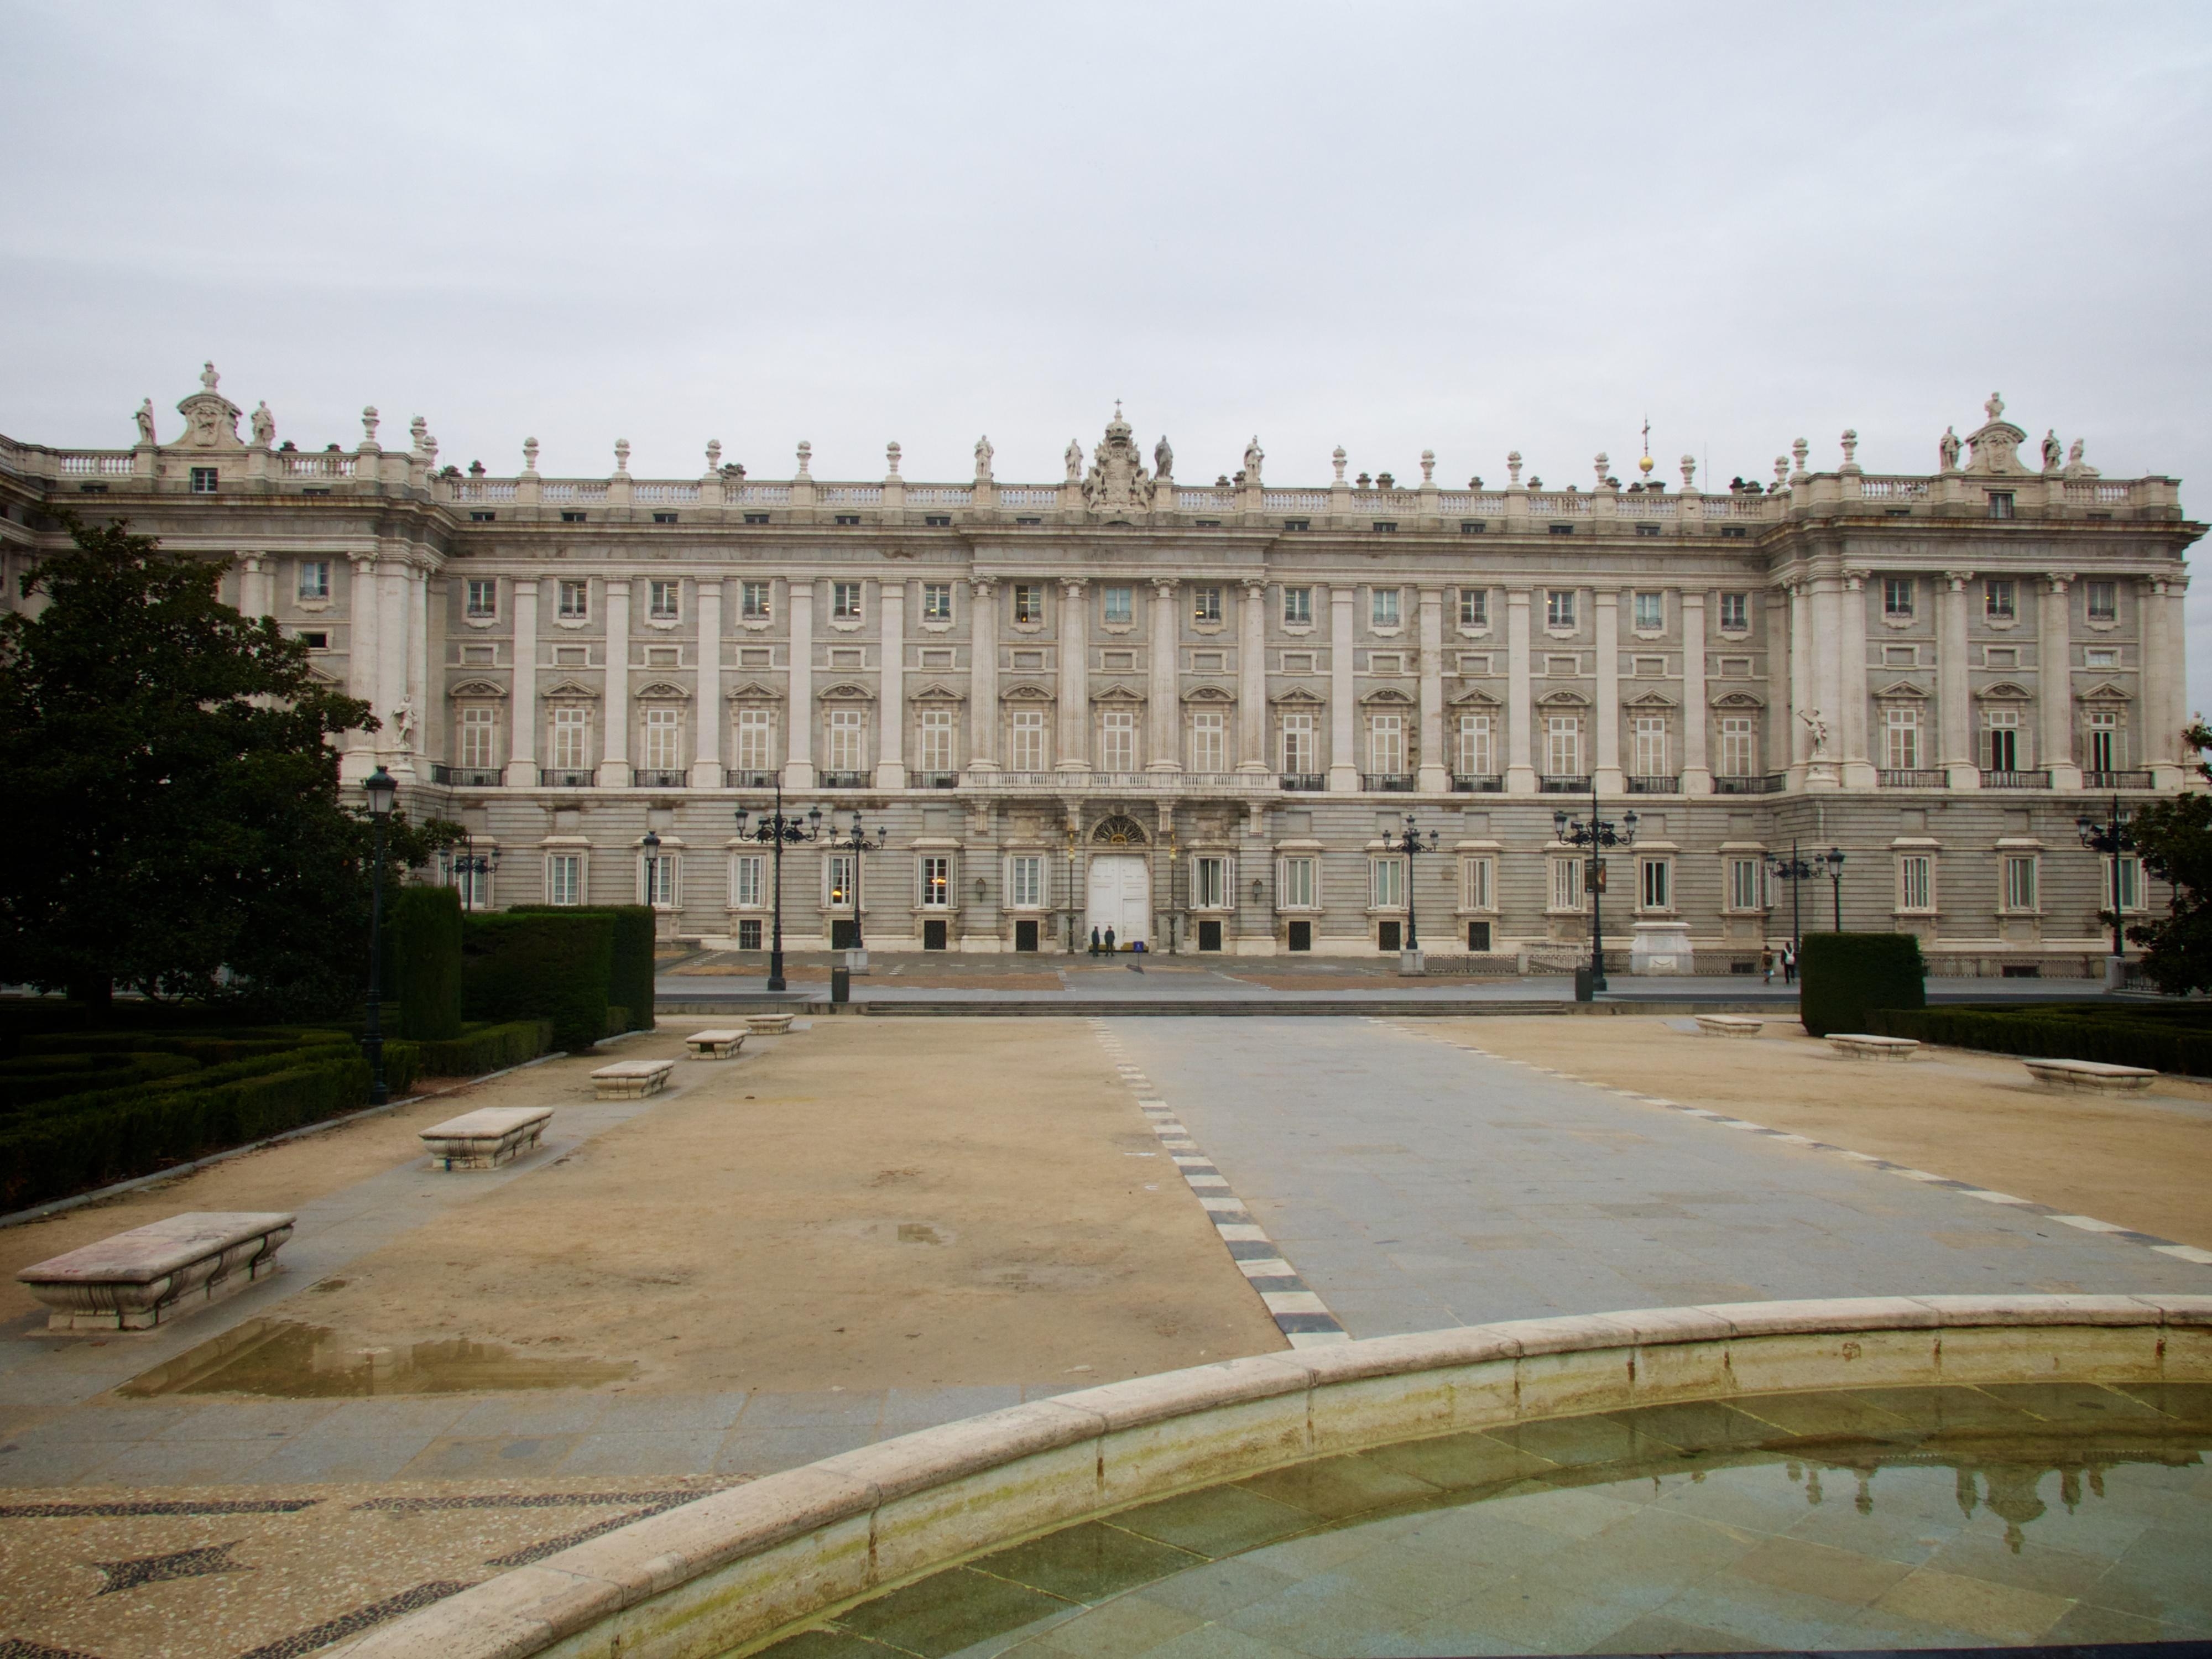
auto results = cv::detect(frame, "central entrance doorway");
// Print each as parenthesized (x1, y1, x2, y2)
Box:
(1086, 854, 1150, 949)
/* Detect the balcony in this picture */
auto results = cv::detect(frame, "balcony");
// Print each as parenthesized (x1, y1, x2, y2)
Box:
(1280, 773, 1325, 792)
(430, 764, 501, 787)
(1983, 769, 2052, 789)
(1538, 774, 1593, 794)
(633, 769, 686, 789)
(1362, 772, 1416, 792)
(1451, 773, 1504, 793)
(1625, 774, 1679, 794)
(2084, 770, 2153, 789)
(916, 770, 960, 789)
(1713, 773, 1785, 795)
(542, 769, 594, 788)
(820, 770, 868, 789)
(729, 771, 779, 789)
(1879, 769, 1949, 789)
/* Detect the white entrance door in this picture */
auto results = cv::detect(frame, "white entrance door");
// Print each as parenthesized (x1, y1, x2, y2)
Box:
(1087, 854, 1151, 948)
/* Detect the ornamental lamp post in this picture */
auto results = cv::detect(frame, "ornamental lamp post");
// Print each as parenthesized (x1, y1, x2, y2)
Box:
(734, 786, 821, 993)
(362, 766, 397, 1106)
(640, 831, 664, 914)
(1823, 846, 1846, 933)
(1553, 781, 1636, 993)
(441, 832, 500, 911)
(2076, 795, 2134, 975)
(1766, 840, 1818, 953)
(826, 811, 887, 966)
(1388, 812, 1441, 969)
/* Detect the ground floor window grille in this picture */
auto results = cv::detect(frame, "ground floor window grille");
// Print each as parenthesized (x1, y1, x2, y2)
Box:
(735, 709, 775, 772)
(459, 706, 498, 770)
(1010, 709, 1047, 771)
(1898, 854, 1933, 912)
(2002, 854, 2038, 912)
(1883, 707, 1921, 771)
(827, 709, 866, 772)
(1545, 716, 1581, 777)
(1727, 856, 1766, 912)
(1281, 713, 1315, 774)
(546, 853, 582, 906)
(1462, 855, 1494, 910)
(737, 918, 763, 950)
(642, 708, 684, 772)
(1099, 709, 1136, 771)
(550, 707, 590, 771)
(1190, 711, 1224, 773)
(1280, 855, 1316, 909)
(1370, 857, 1405, 909)
(734, 854, 765, 908)
(1193, 855, 1227, 909)
(1456, 713, 1493, 776)
(1632, 717, 1668, 778)
(919, 708, 955, 772)
(1008, 855, 1042, 909)
(1719, 716, 1757, 776)
(1550, 857, 1585, 912)
(921, 855, 951, 907)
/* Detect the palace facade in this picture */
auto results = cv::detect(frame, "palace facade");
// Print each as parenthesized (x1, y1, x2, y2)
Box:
(2, 372, 2199, 969)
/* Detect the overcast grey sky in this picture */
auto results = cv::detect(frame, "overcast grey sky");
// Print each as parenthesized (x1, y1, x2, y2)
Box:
(6, 2, 2209, 702)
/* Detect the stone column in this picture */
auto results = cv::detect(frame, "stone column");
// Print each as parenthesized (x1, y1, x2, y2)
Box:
(505, 576, 539, 786)
(378, 559, 409, 770)
(2147, 575, 2190, 781)
(1237, 579, 1268, 771)
(1593, 589, 1623, 792)
(692, 577, 724, 787)
(1839, 570, 1874, 788)
(408, 565, 430, 760)
(1328, 583, 1359, 791)
(1505, 587, 1535, 794)
(1417, 586, 1448, 792)
(967, 579, 998, 771)
(238, 555, 270, 619)
(2039, 574, 2078, 789)
(2166, 575, 2191, 768)
(1787, 580, 1811, 784)
(1805, 575, 1842, 790)
(346, 552, 382, 778)
(1681, 590, 1712, 792)
(785, 578, 815, 787)
(1056, 578, 1088, 771)
(1766, 586, 1792, 776)
(1147, 578, 1180, 771)
(598, 577, 632, 787)
(1939, 570, 1979, 787)
(877, 578, 906, 789)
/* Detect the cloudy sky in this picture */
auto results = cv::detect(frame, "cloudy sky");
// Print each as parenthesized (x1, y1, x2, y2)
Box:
(6, 2, 2208, 702)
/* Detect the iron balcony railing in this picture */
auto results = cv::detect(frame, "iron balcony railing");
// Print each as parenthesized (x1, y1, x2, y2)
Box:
(1451, 773, 1504, 793)
(1879, 769, 1949, 788)
(542, 769, 594, 788)
(1362, 771, 1416, 792)
(633, 769, 686, 788)
(1279, 773, 1325, 791)
(1983, 769, 2052, 788)
(1713, 773, 1786, 794)
(729, 770, 778, 789)
(1625, 774, 1679, 794)
(819, 770, 868, 789)
(2084, 770, 2153, 789)
(916, 770, 959, 789)
(1538, 774, 1592, 794)
(431, 764, 503, 787)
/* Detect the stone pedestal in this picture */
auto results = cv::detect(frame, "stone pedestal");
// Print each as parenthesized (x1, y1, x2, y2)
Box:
(1398, 948, 1426, 977)
(1630, 920, 1694, 975)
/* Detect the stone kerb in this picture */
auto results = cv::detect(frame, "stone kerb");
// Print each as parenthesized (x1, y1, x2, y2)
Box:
(324, 1294, 2212, 1659)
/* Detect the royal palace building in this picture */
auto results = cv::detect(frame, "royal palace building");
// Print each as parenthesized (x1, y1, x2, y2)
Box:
(2, 368, 2200, 971)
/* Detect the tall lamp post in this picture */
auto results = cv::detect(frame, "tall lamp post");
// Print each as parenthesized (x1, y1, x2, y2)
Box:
(1822, 846, 1846, 932)
(1553, 782, 1637, 993)
(1765, 841, 1819, 952)
(826, 811, 887, 963)
(1386, 812, 1440, 963)
(2077, 796, 2134, 977)
(734, 786, 821, 993)
(441, 833, 499, 911)
(1065, 825, 1079, 952)
(362, 766, 397, 1105)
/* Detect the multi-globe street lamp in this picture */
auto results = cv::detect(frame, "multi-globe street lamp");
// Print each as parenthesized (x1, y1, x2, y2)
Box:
(362, 765, 397, 1105)
(2075, 795, 2135, 968)
(734, 787, 822, 993)
(1553, 784, 1637, 993)
(1765, 841, 1844, 951)
(1385, 813, 1440, 959)
(440, 832, 500, 911)
(825, 811, 888, 958)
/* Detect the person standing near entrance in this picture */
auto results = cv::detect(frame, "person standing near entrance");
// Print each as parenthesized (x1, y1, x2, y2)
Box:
(1105, 925, 1117, 953)
(1090, 926, 1101, 956)
(1781, 942, 1797, 984)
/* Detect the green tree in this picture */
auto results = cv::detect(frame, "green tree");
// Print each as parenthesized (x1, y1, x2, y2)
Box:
(0, 512, 458, 1016)
(2125, 719, 2212, 994)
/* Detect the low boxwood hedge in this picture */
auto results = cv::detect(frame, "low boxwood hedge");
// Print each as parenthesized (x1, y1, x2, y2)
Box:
(1867, 1003, 2212, 1076)
(1798, 933, 1926, 1037)
(414, 1020, 553, 1078)
(0, 1050, 202, 1108)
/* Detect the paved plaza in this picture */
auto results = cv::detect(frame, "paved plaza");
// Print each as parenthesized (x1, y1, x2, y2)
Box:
(1, 1012, 2207, 1656)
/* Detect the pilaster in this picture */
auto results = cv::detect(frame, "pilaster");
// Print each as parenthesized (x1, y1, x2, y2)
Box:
(876, 578, 906, 788)
(1839, 569, 1875, 789)
(1939, 570, 1979, 788)
(1147, 578, 1180, 771)
(691, 577, 724, 787)
(504, 576, 539, 786)
(1593, 589, 1623, 793)
(1417, 586, 1448, 792)
(967, 580, 999, 772)
(1237, 579, 1268, 771)
(597, 577, 632, 787)
(2039, 574, 2078, 789)
(1056, 578, 1089, 771)
(1328, 584, 1359, 791)
(1505, 587, 1535, 794)
(785, 578, 815, 787)
(1680, 590, 1712, 792)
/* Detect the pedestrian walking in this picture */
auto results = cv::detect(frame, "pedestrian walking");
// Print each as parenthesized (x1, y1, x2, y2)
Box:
(1760, 948, 1775, 984)
(1781, 943, 1797, 984)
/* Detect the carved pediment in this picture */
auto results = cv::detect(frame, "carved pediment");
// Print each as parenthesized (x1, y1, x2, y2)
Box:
(818, 681, 874, 702)
(1624, 689, 1678, 708)
(172, 362, 244, 451)
(1090, 684, 1145, 705)
(1078, 405, 1158, 517)
(1535, 687, 1590, 707)
(1710, 690, 1767, 708)
(1964, 393, 2030, 477)
(1182, 684, 1234, 703)
(723, 679, 784, 702)
(634, 680, 691, 701)
(542, 678, 599, 701)
(1001, 682, 1055, 702)
(2078, 680, 2133, 702)
(1978, 681, 2033, 702)
(448, 678, 508, 700)
(1270, 686, 1326, 706)
(1872, 679, 1929, 701)
(1448, 685, 1501, 707)
(911, 681, 966, 703)
(1359, 686, 1415, 705)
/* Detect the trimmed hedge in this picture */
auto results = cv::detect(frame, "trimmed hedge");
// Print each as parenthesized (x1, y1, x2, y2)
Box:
(0, 1051, 201, 1108)
(415, 1019, 554, 1078)
(1868, 1004, 2212, 1077)
(1799, 932, 1926, 1037)
(388, 884, 465, 1041)
(513, 905, 654, 1032)
(463, 911, 614, 1052)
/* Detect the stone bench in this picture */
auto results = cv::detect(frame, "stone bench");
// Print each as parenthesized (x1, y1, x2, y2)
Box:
(1827, 1033, 1920, 1062)
(684, 1028, 747, 1060)
(591, 1059, 675, 1099)
(744, 1013, 797, 1036)
(420, 1105, 554, 1170)
(2025, 1056, 2156, 1093)
(18, 1212, 295, 1333)
(1694, 1015, 1764, 1038)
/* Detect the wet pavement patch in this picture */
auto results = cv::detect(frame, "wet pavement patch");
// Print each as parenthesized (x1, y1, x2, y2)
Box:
(118, 1320, 636, 1399)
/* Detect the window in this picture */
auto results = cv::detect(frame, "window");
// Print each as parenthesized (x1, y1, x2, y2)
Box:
(919, 707, 954, 771)
(648, 580, 680, 620)
(1545, 714, 1581, 777)
(1728, 857, 1766, 912)
(1719, 592, 1749, 632)
(550, 707, 589, 770)
(546, 853, 582, 906)
(1370, 858, 1405, 909)
(2086, 581, 2118, 622)
(1283, 587, 1312, 626)
(300, 631, 330, 650)
(641, 847, 677, 906)
(2003, 854, 2039, 912)
(1009, 855, 1042, 909)
(827, 708, 865, 770)
(1193, 586, 1223, 624)
(1632, 716, 1668, 777)
(1898, 854, 1933, 912)
(1190, 709, 1224, 773)
(1633, 592, 1663, 631)
(558, 579, 589, 619)
(1193, 856, 1227, 909)
(1985, 579, 2016, 620)
(643, 707, 684, 771)
(832, 581, 863, 622)
(826, 854, 857, 910)
(2112, 853, 2144, 912)
(741, 581, 771, 620)
(1720, 715, 1757, 777)
(1370, 588, 1401, 628)
(186, 465, 221, 493)
(1102, 586, 1133, 625)
(1639, 858, 1671, 911)
(1546, 589, 1577, 629)
(1884, 706, 1921, 770)
(1369, 713, 1404, 774)
(735, 708, 775, 771)
(1458, 588, 1488, 628)
(1987, 491, 2016, 520)
(1013, 584, 1043, 625)
(298, 561, 331, 602)
(922, 582, 953, 622)
(734, 853, 765, 908)
(2087, 709, 2121, 771)
(1099, 708, 1136, 771)
(1463, 856, 1494, 910)
(1281, 712, 1314, 774)
(1550, 857, 1585, 912)
(653, 512, 680, 525)
(1986, 709, 2022, 772)
(1281, 855, 1317, 909)
(464, 577, 496, 618)
(459, 706, 498, 770)
(737, 918, 763, 950)
(562, 510, 589, 524)
(1456, 712, 1493, 777)
(1883, 578, 1914, 619)
(921, 856, 951, 908)
(1010, 708, 1047, 770)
